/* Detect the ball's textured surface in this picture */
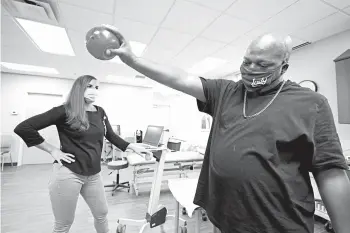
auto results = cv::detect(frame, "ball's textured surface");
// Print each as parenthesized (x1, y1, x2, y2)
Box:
(86, 26, 121, 60)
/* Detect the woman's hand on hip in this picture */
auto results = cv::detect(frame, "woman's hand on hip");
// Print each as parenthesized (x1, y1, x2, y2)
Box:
(50, 149, 75, 165)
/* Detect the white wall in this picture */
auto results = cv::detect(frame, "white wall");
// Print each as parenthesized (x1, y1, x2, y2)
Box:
(166, 94, 211, 148)
(1, 73, 154, 162)
(288, 29, 350, 150)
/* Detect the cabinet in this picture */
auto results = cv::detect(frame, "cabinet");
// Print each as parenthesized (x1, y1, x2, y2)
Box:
(334, 50, 350, 124)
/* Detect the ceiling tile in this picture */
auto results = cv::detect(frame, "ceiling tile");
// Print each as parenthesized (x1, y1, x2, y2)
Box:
(161, 0, 221, 36)
(142, 28, 196, 62)
(343, 6, 350, 14)
(230, 33, 258, 48)
(177, 37, 226, 59)
(204, 61, 241, 78)
(113, 18, 158, 44)
(246, 0, 337, 36)
(143, 46, 177, 64)
(171, 37, 226, 69)
(226, 0, 298, 24)
(186, 0, 237, 11)
(114, 0, 174, 26)
(67, 30, 94, 61)
(60, 0, 115, 14)
(1, 15, 36, 48)
(201, 14, 256, 43)
(292, 12, 350, 42)
(170, 58, 196, 70)
(147, 28, 195, 52)
(321, 0, 350, 9)
(59, 3, 113, 32)
(210, 45, 246, 61)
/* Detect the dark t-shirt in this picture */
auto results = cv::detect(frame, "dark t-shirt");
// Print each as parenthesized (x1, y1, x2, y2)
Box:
(195, 78, 348, 233)
(14, 105, 129, 175)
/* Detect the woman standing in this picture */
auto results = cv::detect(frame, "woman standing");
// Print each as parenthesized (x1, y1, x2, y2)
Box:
(14, 75, 152, 233)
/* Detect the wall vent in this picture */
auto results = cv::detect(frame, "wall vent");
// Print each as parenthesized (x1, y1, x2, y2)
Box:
(2, 0, 61, 25)
(292, 42, 311, 51)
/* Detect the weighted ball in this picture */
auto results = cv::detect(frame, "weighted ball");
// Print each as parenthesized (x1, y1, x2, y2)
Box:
(85, 26, 121, 60)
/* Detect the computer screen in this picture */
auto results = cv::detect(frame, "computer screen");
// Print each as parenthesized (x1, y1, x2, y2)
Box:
(143, 125, 164, 146)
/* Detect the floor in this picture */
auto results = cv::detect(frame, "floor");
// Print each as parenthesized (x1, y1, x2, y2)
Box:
(1, 164, 328, 233)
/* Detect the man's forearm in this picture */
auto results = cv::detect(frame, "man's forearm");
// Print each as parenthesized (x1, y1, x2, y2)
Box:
(315, 168, 350, 233)
(123, 56, 188, 92)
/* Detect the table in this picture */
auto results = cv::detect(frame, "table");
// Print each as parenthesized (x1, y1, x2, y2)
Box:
(168, 178, 202, 233)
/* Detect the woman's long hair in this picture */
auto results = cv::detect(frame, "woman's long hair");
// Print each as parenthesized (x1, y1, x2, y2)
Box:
(64, 75, 96, 131)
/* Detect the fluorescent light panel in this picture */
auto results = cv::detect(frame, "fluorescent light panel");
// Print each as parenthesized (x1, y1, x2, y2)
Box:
(188, 57, 228, 75)
(16, 18, 75, 56)
(130, 41, 146, 56)
(1, 62, 59, 75)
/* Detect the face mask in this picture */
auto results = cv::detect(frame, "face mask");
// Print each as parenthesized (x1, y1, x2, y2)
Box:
(84, 88, 99, 102)
(240, 63, 285, 92)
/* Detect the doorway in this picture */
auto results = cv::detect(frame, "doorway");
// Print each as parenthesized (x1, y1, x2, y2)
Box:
(21, 93, 63, 165)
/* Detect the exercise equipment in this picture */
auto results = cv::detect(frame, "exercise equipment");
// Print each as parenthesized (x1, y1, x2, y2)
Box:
(116, 148, 188, 233)
(85, 26, 120, 60)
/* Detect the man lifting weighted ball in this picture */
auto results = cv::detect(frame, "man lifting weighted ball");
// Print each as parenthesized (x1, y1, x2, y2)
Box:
(90, 25, 350, 233)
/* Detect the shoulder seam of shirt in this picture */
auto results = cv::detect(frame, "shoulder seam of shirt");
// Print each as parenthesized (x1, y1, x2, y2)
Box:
(315, 97, 327, 114)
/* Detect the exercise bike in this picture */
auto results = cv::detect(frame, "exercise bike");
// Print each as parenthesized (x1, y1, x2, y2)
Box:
(116, 148, 188, 233)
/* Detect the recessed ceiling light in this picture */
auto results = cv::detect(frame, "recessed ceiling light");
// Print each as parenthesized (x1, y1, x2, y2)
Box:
(188, 57, 228, 75)
(1, 62, 59, 75)
(15, 18, 75, 56)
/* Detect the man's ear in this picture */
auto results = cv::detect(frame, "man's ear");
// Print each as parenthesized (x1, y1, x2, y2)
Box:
(281, 63, 289, 75)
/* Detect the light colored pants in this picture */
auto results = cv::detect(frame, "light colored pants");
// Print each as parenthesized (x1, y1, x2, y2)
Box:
(48, 163, 109, 233)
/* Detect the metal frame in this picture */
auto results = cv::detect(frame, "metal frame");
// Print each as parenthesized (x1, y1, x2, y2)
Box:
(116, 148, 188, 233)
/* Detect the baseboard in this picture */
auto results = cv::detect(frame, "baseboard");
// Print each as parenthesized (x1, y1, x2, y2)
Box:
(2, 162, 18, 166)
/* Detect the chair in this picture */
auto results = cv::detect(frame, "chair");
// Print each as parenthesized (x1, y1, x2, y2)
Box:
(1, 134, 14, 171)
(104, 147, 130, 196)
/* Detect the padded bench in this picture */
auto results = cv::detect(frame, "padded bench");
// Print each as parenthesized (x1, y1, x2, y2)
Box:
(126, 151, 204, 196)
